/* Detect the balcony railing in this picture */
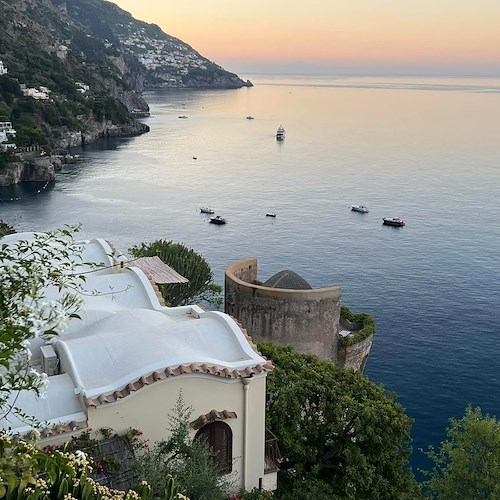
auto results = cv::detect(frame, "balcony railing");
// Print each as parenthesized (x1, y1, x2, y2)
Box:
(264, 428, 281, 474)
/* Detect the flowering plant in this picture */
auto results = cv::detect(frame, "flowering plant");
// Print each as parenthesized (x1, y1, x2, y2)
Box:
(0, 227, 87, 426)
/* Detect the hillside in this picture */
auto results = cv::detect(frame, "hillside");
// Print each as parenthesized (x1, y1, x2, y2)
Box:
(54, 0, 250, 90)
(0, 0, 248, 154)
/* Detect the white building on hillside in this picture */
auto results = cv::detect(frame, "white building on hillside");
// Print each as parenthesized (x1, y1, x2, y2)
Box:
(0, 60, 7, 75)
(0, 233, 278, 492)
(0, 121, 16, 149)
(22, 87, 50, 100)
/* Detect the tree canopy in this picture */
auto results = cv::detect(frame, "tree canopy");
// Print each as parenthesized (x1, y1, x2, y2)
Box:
(129, 240, 222, 308)
(422, 406, 500, 500)
(258, 342, 421, 499)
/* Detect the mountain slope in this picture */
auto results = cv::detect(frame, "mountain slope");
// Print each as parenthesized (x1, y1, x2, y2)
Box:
(53, 0, 249, 89)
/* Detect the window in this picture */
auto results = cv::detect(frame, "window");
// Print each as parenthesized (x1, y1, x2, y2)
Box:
(195, 421, 233, 473)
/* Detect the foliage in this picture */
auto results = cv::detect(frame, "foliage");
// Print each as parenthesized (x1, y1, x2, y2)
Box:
(0, 227, 87, 426)
(0, 150, 17, 172)
(257, 342, 421, 500)
(0, 433, 188, 499)
(129, 240, 222, 308)
(422, 406, 500, 499)
(339, 305, 375, 347)
(133, 393, 233, 500)
(231, 487, 274, 499)
(0, 221, 14, 238)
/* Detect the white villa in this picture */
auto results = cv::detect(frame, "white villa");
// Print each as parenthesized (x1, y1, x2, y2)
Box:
(1, 233, 277, 492)
(0, 121, 16, 149)
(0, 60, 7, 75)
(21, 86, 50, 100)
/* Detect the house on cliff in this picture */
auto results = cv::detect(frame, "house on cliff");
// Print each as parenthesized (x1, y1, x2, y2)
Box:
(1, 234, 277, 493)
(225, 258, 374, 372)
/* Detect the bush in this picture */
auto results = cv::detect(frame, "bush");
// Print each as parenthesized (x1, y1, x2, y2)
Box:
(129, 240, 222, 307)
(339, 305, 375, 347)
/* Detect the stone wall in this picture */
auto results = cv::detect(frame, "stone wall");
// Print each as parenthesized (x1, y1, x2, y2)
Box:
(337, 335, 373, 371)
(225, 259, 342, 362)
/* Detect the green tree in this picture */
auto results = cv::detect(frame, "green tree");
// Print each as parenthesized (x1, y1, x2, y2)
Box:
(258, 342, 421, 500)
(129, 240, 222, 307)
(422, 406, 500, 500)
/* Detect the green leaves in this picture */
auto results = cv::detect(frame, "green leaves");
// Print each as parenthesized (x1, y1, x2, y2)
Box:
(129, 240, 222, 308)
(258, 342, 420, 499)
(422, 406, 500, 500)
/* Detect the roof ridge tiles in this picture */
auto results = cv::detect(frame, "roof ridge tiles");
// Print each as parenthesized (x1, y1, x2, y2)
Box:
(84, 361, 272, 407)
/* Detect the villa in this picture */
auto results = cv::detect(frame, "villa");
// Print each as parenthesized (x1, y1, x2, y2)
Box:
(1, 233, 277, 492)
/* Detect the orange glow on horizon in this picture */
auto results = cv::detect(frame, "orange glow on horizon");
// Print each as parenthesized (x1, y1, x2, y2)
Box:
(112, 0, 500, 73)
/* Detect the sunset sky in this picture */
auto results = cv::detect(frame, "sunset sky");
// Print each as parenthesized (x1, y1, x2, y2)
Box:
(112, 0, 500, 75)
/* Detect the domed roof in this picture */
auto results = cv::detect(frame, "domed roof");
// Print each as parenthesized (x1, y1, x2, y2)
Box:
(263, 270, 312, 290)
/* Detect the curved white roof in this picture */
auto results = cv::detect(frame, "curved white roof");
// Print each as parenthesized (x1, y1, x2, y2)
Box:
(56, 308, 263, 399)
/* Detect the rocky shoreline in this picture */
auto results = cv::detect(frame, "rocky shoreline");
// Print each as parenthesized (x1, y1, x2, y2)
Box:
(0, 119, 150, 187)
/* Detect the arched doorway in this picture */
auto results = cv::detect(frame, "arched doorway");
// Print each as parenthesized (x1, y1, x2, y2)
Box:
(195, 421, 233, 473)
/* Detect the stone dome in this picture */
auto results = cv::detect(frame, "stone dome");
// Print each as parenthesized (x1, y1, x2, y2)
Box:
(263, 270, 312, 290)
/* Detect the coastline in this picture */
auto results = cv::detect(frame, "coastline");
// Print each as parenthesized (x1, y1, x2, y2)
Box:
(0, 119, 150, 187)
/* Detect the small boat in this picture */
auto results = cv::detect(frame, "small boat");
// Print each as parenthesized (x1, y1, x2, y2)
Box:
(246, 116, 255, 120)
(383, 217, 405, 227)
(200, 207, 215, 214)
(266, 213, 277, 218)
(178, 115, 188, 119)
(351, 205, 369, 214)
(276, 125, 285, 141)
(210, 216, 227, 225)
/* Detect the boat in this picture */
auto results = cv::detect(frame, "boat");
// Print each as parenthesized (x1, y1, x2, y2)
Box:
(383, 217, 405, 227)
(246, 116, 254, 120)
(276, 125, 285, 141)
(266, 213, 277, 218)
(178, 115, 188, 119)
(210, 216, 227, 225)
(200, 207, 215, 214)
(350, 205, 369, 213)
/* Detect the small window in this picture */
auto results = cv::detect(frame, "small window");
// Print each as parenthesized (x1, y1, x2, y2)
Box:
(195, 421, 233, 473)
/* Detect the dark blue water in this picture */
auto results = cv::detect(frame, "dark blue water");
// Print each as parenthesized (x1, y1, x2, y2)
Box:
(1, 75, 500, 474)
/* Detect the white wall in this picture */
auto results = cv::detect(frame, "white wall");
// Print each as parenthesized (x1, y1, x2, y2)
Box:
(88, 373, 267, 492)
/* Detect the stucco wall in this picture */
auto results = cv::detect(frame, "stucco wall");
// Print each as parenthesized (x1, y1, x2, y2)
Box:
(225, 259, 342, 362)
(88, 373, 267, 492)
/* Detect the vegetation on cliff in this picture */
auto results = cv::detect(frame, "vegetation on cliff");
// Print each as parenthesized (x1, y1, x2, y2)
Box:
(339, 305, 375, 347)
(0, 0, 147, 150)
(258, 342, 421, 499)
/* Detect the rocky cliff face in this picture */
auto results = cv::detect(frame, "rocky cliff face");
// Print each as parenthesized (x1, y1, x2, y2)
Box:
(0, 157, 57, 187)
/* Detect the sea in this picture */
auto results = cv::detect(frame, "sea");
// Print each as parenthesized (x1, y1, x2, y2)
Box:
(1, 74, 500, 475)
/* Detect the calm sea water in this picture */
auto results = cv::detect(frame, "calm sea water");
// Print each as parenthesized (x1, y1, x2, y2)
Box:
(1, 75, 500, 474)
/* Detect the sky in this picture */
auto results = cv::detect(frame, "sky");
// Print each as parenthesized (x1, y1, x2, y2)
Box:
(112, 0, 500, 76)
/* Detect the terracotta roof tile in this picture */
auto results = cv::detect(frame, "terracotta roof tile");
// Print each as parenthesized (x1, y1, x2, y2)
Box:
(39, 420, 88, 439)
(190, 409, 238, 430)
(83, 318, 273, 408)
(85, 361, 272, 408)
